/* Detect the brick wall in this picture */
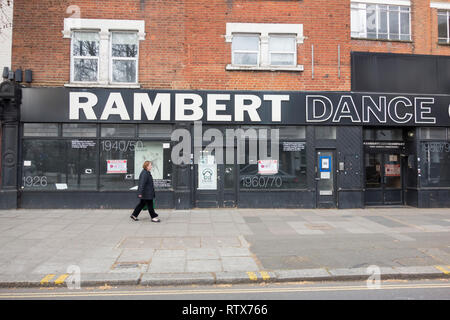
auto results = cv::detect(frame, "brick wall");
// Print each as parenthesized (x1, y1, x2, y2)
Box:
(11, 0, 450, 91)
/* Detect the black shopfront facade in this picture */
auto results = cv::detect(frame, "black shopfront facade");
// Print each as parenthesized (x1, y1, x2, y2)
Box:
(1, 86, 450, 209)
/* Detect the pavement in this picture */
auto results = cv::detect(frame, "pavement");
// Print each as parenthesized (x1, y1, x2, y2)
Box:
(0, 207, 449, 288)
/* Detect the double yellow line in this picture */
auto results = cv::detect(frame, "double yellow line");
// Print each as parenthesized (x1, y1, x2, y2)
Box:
(40, 274, 69, 285)
(247, 271, 271, 281)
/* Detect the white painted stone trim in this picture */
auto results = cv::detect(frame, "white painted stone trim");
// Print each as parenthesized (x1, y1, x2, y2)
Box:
(225, 23, 304, 43)
(431, 2, 450, 10)
(350, 0, 411, 6)
(225, 65, 304, 72)
(63, 18, 146, 39)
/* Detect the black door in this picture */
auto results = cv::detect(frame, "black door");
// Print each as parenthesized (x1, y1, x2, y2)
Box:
(316, 150, 337, 208)
(365, 153, 403, 205)
(194, 149, 237, 208)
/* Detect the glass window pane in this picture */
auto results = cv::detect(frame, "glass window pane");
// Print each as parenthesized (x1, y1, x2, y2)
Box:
(100, 140, 172, 190)
(74, 58, 98, 82)
(233, 52, 258, 65)
(269, 36, 295, 52)
(365, 153, 382, 188)
(112, 33, 138, 58)
(24, 123, 58, 137)
(315, 126, 336, 139)
(101, 124, 136, 138)
(378, 6, 388, 39)
(384, 154, 401, 188)
(375, 129, 403, 141)
(363, 129, 375, 140)
(22, 140, 97, 191)
(400, 11, 410, 37)
(270, 53, 295, 66)
(279, 126, 306, 139)
(366, 5, 377, 37)
(420, 128, 447, 140)
(138, 124, 172, 138)
(420, 142, 450, 187)
(63, 124, 97, 137)
(72, 32, 99, 57)
(389, 6, 400, 40)
(232, 35, 259, 51)
(112, 60, 137, 83)
(438, 13, 448, 40)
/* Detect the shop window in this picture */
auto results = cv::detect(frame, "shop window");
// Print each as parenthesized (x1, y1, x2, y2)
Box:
(438, 10, 450, 44)
(111, 32, 139, 83)
(239, 129, 307, 190)
(351, 2, 411, 41)
(280, 126, 306, 139)
(22, 140, 97, 191)
(420, 128, 447, 140)
(226, 23, 304, 71)
(138, 124, 172, 138)
(101, 124, 136, 138)
(63, 123, 97, 137)
(420, 142, 450, 188)
(23, 123, 59, 137)
(363, 128, 402, 141)
(71, 32, 100, 82)
(315, 126, 336, 139)
(100, 140, 172, 191)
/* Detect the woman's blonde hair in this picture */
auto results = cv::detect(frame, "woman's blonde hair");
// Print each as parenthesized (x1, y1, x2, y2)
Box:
(143, 161, 151, 170)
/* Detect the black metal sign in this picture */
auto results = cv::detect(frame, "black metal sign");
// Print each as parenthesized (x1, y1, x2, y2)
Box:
(20, 88, 450, 126)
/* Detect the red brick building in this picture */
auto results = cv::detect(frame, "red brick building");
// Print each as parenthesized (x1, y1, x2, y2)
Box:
(1, 0, 450, 209)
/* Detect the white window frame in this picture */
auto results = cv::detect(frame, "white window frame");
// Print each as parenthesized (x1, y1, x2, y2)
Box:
(350, 1, 411, 41)
(63, 18, 145, 88)
(231, 33, 261, 67)
(268, 34, 297, 67)
(226, 23, 304, 71)
(437, 10, 450, 44)
(70, 30, 100, 84)
(109, 31, 140, 85)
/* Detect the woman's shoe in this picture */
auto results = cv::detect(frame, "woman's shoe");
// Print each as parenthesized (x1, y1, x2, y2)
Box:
(151, 217, 161, 223)
(130, 215, 139, 221)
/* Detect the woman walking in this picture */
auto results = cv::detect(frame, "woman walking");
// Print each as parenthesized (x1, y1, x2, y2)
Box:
(130, 161, 160, 222)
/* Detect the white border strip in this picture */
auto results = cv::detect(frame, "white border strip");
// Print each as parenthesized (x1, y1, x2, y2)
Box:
(226, 23, 304, 43)
(351, 0, 411, 6)
(63, 18, 146, 40)
(431, 2, 450, 10)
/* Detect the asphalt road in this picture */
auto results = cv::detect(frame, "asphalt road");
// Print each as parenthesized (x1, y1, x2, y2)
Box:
(0, 279, 449, 300)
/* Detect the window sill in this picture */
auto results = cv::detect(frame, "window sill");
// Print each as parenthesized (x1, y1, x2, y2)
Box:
(438, 42, 450, 46)
(351, 37, 412, 43)
(226, 64, 304, 72)
(65, 83, 141, 89)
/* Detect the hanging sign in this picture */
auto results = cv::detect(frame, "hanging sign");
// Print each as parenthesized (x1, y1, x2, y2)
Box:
(107, 160, 127, 174)
(319, 156, 331, 172)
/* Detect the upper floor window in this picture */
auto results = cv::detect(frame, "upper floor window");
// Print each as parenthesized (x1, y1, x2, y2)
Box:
(351, 1, 411, 41)
(438, 10, 450, 44)
(63, 18, 145, 87)
(226, 23, 304, 71)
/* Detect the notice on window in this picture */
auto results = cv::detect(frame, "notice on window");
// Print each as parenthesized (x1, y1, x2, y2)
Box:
(72, 140, 96, 149)
(385, 164, 401, 177)
(283, 142, 306, 152)
(198, 163, 217, 190)
(107, 160, 127, 174)
(258, 160, 278, 175)
(134, 142, 164, 180)
(320, 172, 330, 179)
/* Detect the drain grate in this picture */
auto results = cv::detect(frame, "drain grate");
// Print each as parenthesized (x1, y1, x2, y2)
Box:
(306, 223, 333, 230)
(114, 263, 140, 269)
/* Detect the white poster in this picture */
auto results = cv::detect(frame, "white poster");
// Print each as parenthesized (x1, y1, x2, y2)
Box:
(258, 160, 278, 175)
(107, 160, 127, 174)
(198, 155, 217, 190)
(134, 142, 164, 179)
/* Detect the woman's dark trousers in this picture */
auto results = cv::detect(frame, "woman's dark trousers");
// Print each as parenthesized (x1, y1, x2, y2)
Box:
(132, 199, 158, 219)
